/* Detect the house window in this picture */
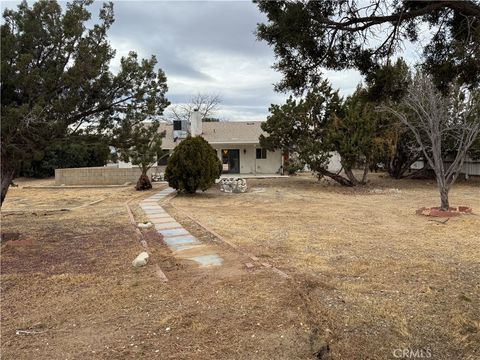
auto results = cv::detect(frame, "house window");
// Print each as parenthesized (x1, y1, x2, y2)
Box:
(173, 120, 182, 131)
(256, 148, 267, 159)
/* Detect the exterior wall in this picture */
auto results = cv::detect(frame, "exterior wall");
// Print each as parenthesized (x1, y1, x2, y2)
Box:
(411, 159, 480, 176)
(327, 151, 342, 172)
(106, 160, 146, 169)
(54, 166, 165, 185)
(213, 144, 283, 174)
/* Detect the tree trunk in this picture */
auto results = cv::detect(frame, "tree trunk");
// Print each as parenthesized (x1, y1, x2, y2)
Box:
(439, 186, 449, 211)
(135, 169, 152, 191)
(343, 167, 359, 185)
(360, 162, 369, 184)
(317, 168, 354, 187)
(1, 167, 15, 207)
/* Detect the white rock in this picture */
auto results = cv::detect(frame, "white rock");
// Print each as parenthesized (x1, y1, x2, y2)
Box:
(220, 177, 247, 193)
(132, 252, 149, 267)
(137, 222, 152, 229)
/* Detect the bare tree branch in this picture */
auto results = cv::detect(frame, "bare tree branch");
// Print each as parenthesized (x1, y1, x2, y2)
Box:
(168, 93, 222, 122)
(381, 73, 480, 210)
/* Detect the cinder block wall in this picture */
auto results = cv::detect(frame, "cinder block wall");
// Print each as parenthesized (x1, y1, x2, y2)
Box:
(55, 167, 165, 185)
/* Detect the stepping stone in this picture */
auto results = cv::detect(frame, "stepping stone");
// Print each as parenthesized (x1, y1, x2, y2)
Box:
(159, 228, 190, 237)
(148, 215, 173, 220)
(154, 222, 182, 230)
(174, 244, 205, 252)
(163, 235, 200, 251)
(144, 209, 166, 214)
(151, 217, 176, 223)
(190, 254, 223, 267)
(140, 187, 224, 268)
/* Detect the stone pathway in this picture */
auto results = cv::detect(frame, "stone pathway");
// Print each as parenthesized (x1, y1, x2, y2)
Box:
(140, 188, 224, 267)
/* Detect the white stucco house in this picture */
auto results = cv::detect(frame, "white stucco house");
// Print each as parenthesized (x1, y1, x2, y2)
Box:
(158, 110, 284, 175)
(108, 109, 344, 175)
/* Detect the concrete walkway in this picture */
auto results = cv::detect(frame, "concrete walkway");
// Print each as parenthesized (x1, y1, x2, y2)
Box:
(140, 188, 224, 267)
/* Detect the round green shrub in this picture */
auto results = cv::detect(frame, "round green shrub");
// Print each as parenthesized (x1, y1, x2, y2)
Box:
(165, 136, 222, 193)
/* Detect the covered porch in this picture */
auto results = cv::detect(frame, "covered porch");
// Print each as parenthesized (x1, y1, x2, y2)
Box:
(211, 143, 284, 175)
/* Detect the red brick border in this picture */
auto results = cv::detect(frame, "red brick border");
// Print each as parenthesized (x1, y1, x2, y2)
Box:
(416, 206, 473, 217)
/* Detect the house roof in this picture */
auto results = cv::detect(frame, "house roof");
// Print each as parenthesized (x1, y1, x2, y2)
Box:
(159, 121, 266, 149)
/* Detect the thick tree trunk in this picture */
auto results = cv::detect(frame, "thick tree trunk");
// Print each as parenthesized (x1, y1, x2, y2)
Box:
(439, 186, 449, 211)
(317, 168, 354, 187)
(1, 167, 15, 207)
(135, 169, 152, 191)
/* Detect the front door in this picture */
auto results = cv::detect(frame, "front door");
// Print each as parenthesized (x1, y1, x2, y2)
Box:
(221, 149, 240, 174)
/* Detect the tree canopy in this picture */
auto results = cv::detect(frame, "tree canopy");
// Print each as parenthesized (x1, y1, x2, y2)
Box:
(165, 136, 222, 194)
(20, 132, 112, 178)
(114, 120, 166, 190)
(260, 80, 381, 186)
(260, 60, 421, 185)
(1, 0, 169, 204)
(256, 0, 480, 93)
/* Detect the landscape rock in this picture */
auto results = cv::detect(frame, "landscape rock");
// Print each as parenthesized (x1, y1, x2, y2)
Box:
(132, 251, 149, 267)
(220, 178, 247, 193)
(137, 222, 153, 229)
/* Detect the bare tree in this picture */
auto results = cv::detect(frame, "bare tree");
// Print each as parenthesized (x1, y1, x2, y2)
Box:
(383, 73, 480, 211)
(168, 93, 221, 122)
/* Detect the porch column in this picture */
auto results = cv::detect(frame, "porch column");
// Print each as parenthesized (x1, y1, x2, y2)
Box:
(254, 144, 257, 175)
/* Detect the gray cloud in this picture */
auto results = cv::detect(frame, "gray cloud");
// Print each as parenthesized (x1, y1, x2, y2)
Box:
(2, 0, 384, 121)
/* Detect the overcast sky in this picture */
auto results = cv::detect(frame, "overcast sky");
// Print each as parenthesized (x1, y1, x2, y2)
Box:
(2, 1, 425, 121)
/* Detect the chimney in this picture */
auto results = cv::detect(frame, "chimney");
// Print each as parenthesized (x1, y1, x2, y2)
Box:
(190, 108, 202, 136)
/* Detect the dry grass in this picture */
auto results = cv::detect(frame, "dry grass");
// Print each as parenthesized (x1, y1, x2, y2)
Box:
(170, 173, 480, 359)
(1, 179, 321, 360)
(2, 175, 479, 359)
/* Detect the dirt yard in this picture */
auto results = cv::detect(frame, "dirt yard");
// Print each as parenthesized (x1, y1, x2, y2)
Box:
(1, 174, 479, 359)
(169, 173, 480, 360)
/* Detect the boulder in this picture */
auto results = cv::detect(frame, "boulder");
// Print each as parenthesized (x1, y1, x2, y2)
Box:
(132, 251, 149, 267)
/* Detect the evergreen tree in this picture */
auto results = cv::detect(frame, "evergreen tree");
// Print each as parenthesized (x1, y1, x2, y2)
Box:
(165, 137, 221, 194)
(256, 1, 480, 93)
(114, 121, 166, 190)
(20, 133, 111, 178)
(1, 0, 169, 205)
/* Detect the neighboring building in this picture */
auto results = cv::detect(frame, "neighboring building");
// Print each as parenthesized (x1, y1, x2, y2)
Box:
(411, 157, 480, 178)
(159, 110, 284, 175)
